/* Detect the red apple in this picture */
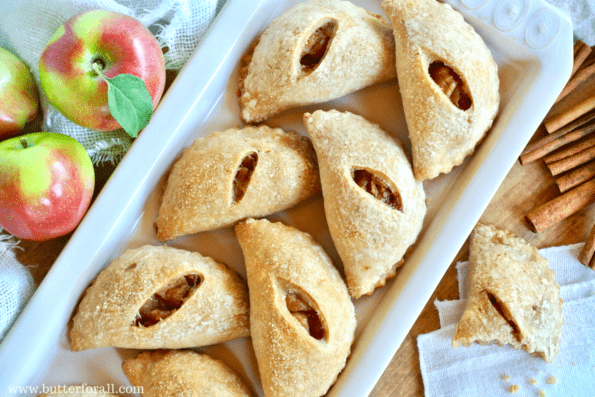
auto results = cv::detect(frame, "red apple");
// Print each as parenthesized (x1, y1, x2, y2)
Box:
(0, 132, 95, 241)
(38, 10, 166, 131)
(0, 47, 39, 140)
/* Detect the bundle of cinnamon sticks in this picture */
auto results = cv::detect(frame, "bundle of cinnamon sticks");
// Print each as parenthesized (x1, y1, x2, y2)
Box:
(520, 40, 595, 269)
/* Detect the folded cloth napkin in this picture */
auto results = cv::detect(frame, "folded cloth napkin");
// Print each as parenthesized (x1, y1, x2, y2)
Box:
(418, 244, 595, 397)
(0, 0, 225, 343)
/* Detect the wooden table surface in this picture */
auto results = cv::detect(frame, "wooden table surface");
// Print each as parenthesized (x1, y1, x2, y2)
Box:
(7, 128, 595, 396)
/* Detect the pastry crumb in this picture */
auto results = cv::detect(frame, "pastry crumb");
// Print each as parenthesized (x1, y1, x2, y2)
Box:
(530, 378, 538, 385)
(539, 390, 546, 397)
(510, 385, 520, 393)
(502, 375, 511, 381)
(546, 375, 557, 384)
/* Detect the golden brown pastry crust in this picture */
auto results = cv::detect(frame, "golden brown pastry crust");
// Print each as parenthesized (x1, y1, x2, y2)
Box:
(452, 223, 563, 362)
(238, 0, 396, 124)
(155, 125, 321, 241)
(38, 386, 120, 397)
(70, 245, 250, 351)
(382, 0, 500, 180)
(122, 350, 253, 397)
(235, 218, 356, 397)
(304, 110, 426, 298)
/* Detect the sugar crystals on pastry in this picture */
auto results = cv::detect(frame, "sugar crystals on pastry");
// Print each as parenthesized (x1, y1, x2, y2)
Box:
(155, 125, 320, 241)
(304, 109, 426, 298)
(382, 0, 500, 180)
(122, 350, 253, 397)
(238, 0, 396, 124)
(70, 245, 250, 351)
(452, 223, 563, 362)
(235, 218, 356, 397)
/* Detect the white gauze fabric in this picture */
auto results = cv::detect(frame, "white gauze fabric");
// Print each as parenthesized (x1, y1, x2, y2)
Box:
(0, 232, 35, 341)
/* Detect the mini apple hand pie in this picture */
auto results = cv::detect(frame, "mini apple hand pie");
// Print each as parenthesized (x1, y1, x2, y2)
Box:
(238, 0, 396, 124)
(382, 0, 500, 181)
(235, 218, 356, 397)
(122, 350, 253, 397)
(452, 224, 563, 363)
(304, 110, 426, 298)
(70, 245, 250, 351)
(155, 125, 320, 241)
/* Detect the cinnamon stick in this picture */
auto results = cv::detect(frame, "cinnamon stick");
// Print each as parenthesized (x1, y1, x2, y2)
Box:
(545, 95, 595, 133)
(525, 179, 595, 233)
(578, 221, 595, 269)
(556, 161, 595, 193)
(544, 135, 595, 164)
(520, 121, 595, 164)
(554, 62, 595, 105)
(571, 40, 592, 78)
(546, 145, 595, 176)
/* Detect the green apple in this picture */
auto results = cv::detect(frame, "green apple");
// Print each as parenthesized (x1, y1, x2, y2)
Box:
(0, 132, 95, 241)
(0, 47, 39, 140)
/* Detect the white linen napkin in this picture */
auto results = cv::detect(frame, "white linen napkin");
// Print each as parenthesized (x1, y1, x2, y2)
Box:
(418, 244, 595, 397)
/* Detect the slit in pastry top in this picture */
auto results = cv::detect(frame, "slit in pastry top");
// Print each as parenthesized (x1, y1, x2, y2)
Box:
(231, 151, 258, 205)
(299, 19, 337, 75)
(428, 61, 472, 111)
(284, 286, 327, 341)
(135, 273, 203, 327)
(352, 167, 403, 212)
(486, 290, 522, 343)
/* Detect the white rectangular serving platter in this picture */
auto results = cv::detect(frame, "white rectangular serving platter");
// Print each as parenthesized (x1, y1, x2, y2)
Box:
(0, 0, 572, 395)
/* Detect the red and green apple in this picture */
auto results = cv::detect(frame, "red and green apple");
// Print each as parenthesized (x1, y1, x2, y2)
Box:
(39, 10, 166, 132)
(0, 47, 39, 141)
(0, 132, 95, 241)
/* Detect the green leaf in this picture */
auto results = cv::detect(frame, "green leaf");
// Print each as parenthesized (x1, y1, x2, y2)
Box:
(104, 74, 153, 138)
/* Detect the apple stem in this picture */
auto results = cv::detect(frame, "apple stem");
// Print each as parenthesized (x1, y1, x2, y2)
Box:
(21, 138, 28, 149)
(92, 62, 107, 80)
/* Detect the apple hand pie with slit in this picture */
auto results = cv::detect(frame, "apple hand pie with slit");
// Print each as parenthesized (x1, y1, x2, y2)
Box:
(304, 110, 426, 298)
(122, 350, 253, 397)
(238, 0, 396, 124)
(452, 223, 563, 363)
(235, 218, 356, 397)
(70, 245, 250, 351)
(382, 0, 500, 181)
(155, 125, 320, 241)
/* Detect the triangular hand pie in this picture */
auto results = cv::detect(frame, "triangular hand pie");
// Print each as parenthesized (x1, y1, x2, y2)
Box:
(155, 125, 321, 241)
(70, 245, 250, 351)
(122, 350, 253, 397)
(382, 0, 500, 180)
(304, 110, 426, 298)
(238, 0, 396, 124)
(452, 224, 563, 362)
(235, 218, 356, 397)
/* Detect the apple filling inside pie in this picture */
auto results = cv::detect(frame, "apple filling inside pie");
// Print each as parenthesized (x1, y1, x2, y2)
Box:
(286, 291, 326, 340)
(232, 152, 258, 205)
(428, 61, 472, 111)
(300, 20, 336, 73)
(353, 168, 403, 211)
(135, 274, 202, 327)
